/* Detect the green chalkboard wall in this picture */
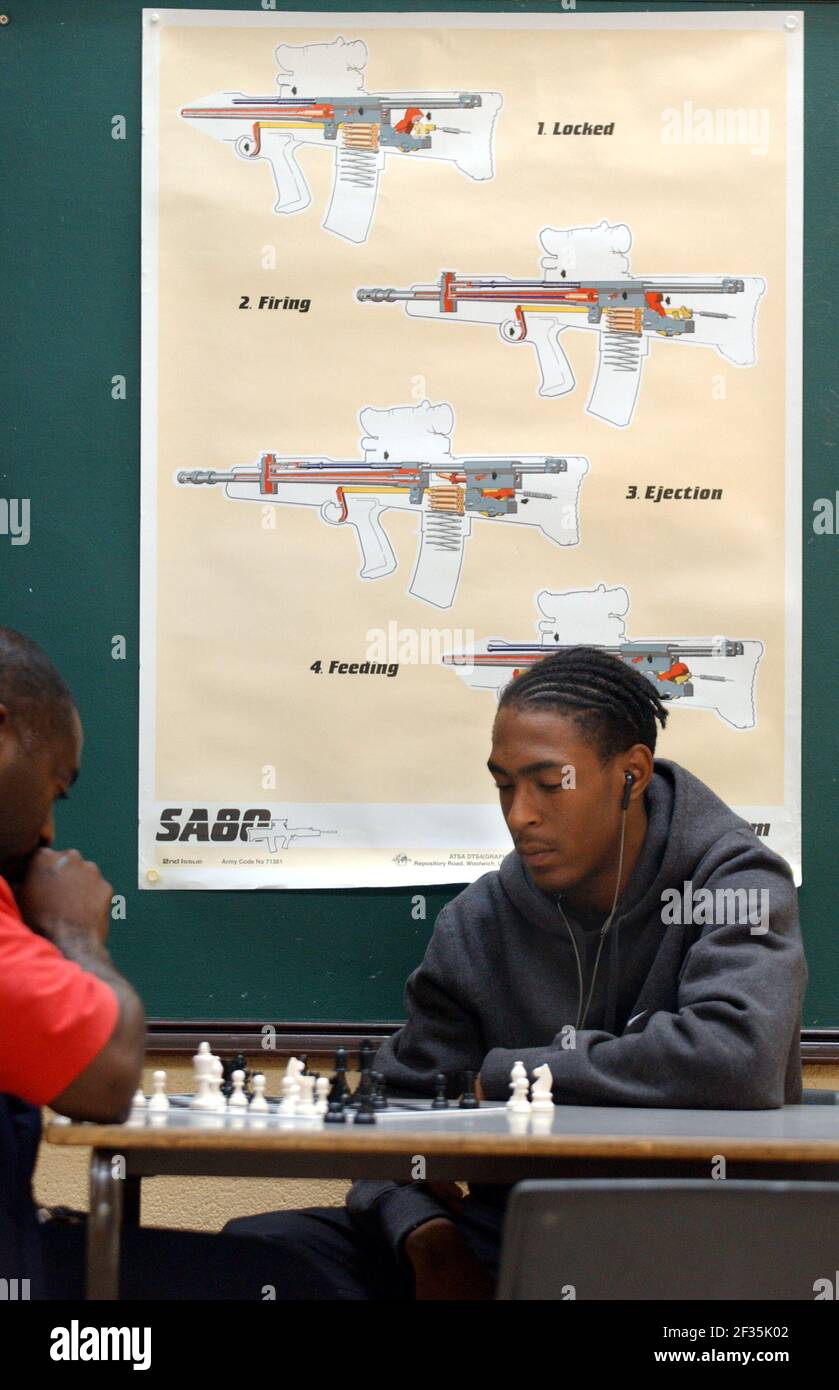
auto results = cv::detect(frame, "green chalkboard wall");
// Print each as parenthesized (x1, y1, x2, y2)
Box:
(2, 2, 837, 1036)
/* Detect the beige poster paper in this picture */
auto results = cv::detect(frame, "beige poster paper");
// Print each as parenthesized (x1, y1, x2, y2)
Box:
(140, 9, 803, 889)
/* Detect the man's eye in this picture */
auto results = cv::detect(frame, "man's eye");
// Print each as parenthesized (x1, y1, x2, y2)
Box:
(493, 783, 512, 793)
(537, 783, 564, 792)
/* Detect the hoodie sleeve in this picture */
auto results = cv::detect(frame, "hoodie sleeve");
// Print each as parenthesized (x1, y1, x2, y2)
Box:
(346, 906, 487, 1253)
(481, 839, 806, 1110)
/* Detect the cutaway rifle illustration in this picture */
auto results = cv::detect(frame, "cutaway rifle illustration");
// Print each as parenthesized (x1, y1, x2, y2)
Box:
(180, 37, 502, 244)
(357, 220, 765, 427)
(177, 401, 589, 610)
(443, 584, 763, 729)
(245, 820, 335, 854)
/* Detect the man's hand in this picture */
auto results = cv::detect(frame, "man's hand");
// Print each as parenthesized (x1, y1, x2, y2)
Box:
(404, 1218, 495, 1300)
(16, 848, 113, 945)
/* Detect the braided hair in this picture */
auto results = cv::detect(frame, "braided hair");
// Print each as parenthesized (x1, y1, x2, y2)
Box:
(496, 645, 668, 760)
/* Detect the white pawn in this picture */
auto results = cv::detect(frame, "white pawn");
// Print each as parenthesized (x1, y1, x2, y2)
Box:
(530, 1062, 555, 1114)
(297, 1074, 317, 1116)
(507, 1060, 531, 1114)
(228, 1068, 248, 1109)
(249, 1073, 269, 1113)
(148, 1069, 170, 1112)
(132, 1087, 147, 1110)
(314, 1076, 330, 1117)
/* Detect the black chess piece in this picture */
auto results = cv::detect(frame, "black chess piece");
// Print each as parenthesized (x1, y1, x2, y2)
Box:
(324, 1098, 347, 1124)
(432, 1073, 449, 1110)
(348, 1039, 375, 1109)
(372, 1072, 388, 1111)
(328, 1048, 351, 1107)
(220, 1055, 235, 1100)
(459, 1070, 480, 1109)
(354, 1090, 377, 1125)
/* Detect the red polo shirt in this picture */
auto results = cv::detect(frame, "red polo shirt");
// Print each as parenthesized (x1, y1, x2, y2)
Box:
(0, 875, 119, 1104)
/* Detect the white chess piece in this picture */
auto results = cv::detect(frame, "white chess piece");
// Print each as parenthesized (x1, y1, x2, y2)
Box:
(211, 1057, 227, 1111)
(148, 1069, 170, 1112)
(191, 1043, 215, 1111)
(507, 1060, 531, 1114)
(249, 1073, 270, 1113)
(530, 1063, 555, 1114)
(131, 1087, 147, 1110)
(297, 1074, 317, 1116)
(279, 1057, 304, 1115)
(229, 1068, 248, 1109)
(314, 1076, 329, 1117)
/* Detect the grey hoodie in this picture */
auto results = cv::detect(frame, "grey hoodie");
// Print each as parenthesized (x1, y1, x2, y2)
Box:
(346, 759, 807, 1252)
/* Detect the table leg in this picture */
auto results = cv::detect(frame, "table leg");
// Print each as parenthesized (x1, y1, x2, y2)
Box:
(123, 1175, 141, 1228)
(86, 1149, 124, 1300)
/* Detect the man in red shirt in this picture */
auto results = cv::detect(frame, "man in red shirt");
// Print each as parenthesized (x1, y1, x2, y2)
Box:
(0, 628, 313, 1299)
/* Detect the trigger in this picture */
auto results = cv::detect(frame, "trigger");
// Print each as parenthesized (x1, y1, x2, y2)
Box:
(501, 306, 528, 342)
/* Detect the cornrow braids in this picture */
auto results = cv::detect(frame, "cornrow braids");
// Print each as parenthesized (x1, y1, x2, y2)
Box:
(497, 645, 668, 760)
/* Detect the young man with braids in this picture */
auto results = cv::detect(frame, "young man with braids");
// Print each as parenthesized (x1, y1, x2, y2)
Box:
(227, 645, 807, 1300)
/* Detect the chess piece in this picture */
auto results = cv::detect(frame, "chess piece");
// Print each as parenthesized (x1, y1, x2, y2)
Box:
(354, 1090, 376, 1125)
(507, 1060, 531, 1114)
(148, 1070, 170, 1112)
(314, 1076, 330, 1117)
(329, 1048, 351, 1107)
(211, 1056, 227, 1111)
(131, 1087, 147, 1110)
(431, 1073, 449, 1110)
(249, 1073, 270, 1113)
(530, 1062, 555, 1114)
(191, 1044, 215, 1111)
(228, 1068, 248, 1109)
(279, 1057, 304, 1115)
(372, 1072, 388, 1111)
(459, 1070, 480, 1109)
(297, 1074, 317, 1116)
(325, 1098, 347, 1124)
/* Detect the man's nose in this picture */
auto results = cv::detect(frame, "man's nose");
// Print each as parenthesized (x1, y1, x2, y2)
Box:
(506, 785, 540, 833)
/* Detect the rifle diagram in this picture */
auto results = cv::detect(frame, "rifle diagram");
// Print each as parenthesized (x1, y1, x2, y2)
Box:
(442, 584, 763, 730)
(180, 36, 502, 244)
(357, 219, 766, 427)
(177, 401, 589, 610)
(245, 819, 335, 854)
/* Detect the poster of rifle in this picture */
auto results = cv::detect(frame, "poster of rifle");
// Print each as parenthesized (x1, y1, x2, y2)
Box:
(140, 9, 802, 889)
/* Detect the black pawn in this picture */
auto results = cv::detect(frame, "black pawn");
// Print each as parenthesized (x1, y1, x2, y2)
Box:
(432, 1073, 449, 1110)
(459, 1070, 480, 1109)
(324, 1098, 346, 1124)
(372, 1072, 388, 1111)
(354, 1091, 377, 1125)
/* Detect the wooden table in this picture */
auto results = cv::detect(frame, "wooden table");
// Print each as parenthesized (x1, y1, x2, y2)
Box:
(46, 1101, 839, 1299)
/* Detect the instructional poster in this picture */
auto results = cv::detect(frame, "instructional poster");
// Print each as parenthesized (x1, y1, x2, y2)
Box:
(140, 9, 803, 890)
